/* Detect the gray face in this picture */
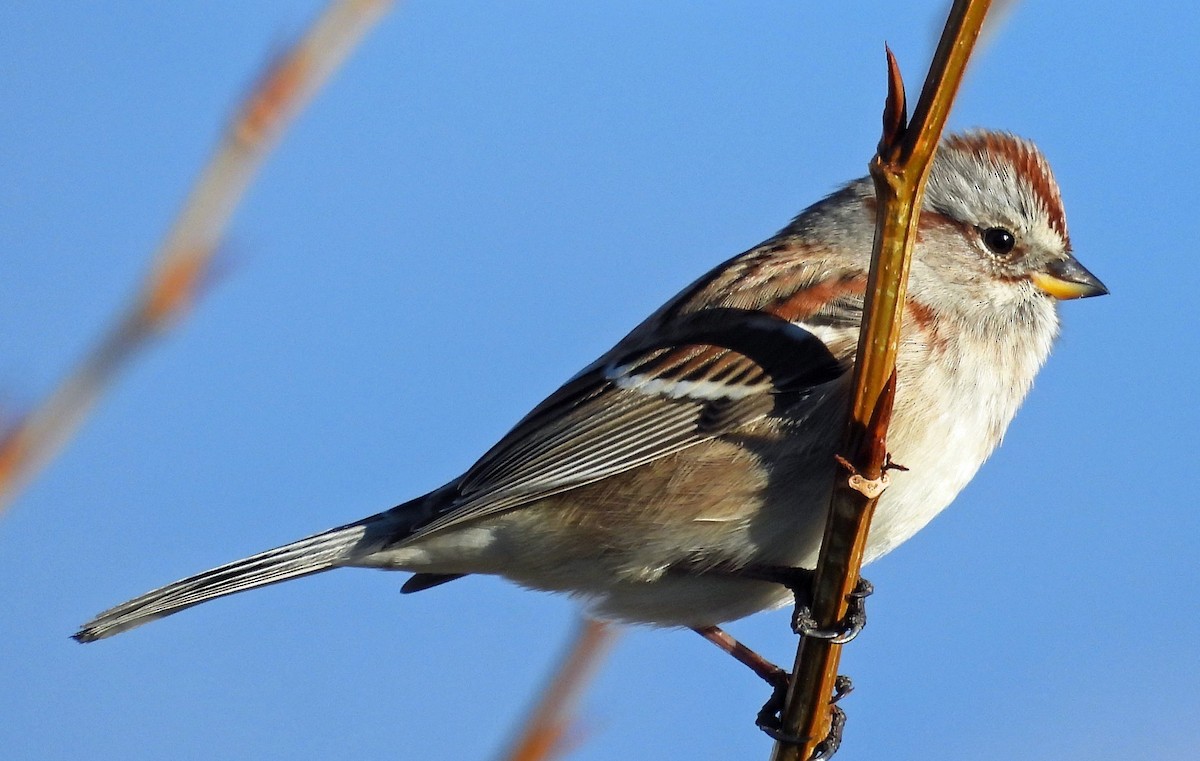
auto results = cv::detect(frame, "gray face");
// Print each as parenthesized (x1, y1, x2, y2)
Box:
(920, 131, 1105, 304)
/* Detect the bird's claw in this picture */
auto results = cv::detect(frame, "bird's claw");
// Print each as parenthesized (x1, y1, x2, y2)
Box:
(755, 680, 790, 738)
(808, 704, 846, 761)
(792, 578, 873, 644)
(756, 674, 852, 760)
(831, 674, 853, 703)
(757, 698, 847, 761)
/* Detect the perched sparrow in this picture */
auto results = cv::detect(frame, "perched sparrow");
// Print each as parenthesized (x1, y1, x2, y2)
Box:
(75, 130, 1105, 643)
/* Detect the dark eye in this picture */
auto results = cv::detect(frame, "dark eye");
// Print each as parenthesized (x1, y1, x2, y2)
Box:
(981, 227, 1016, 256)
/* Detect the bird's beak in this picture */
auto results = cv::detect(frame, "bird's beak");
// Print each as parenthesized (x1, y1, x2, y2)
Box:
(1029, 256, 1108, 300)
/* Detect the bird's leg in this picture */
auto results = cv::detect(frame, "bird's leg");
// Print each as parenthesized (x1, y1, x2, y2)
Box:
(679, 562, 868, 753)
(692, 625, 792, 739)
(693, 624, 788, 688)
(691, 624, 854, 754)
(731, 565, 866, 757)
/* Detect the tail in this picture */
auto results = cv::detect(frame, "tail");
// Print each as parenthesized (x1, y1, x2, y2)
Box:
(73, 505, 425, 643)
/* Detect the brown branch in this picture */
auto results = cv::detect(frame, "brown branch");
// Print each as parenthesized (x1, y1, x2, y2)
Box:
(768, 2, 992, 758)
(0, 0, 393, 514)
(498, 617, 618, 761)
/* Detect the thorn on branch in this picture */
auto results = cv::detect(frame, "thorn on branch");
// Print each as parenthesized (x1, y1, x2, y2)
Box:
(865, 369, 898, 466)
(880, 46, 908, 159)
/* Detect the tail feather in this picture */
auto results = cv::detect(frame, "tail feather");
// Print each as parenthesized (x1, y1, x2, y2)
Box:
(74, 513, 395, 643)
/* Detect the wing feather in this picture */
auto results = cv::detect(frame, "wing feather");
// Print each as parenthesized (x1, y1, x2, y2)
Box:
(407, 279, 865, 540)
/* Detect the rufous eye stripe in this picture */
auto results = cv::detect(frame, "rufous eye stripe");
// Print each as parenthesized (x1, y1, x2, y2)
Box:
(943, 132, 1068, 243)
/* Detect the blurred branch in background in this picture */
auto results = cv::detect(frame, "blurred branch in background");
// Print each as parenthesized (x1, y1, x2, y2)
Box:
(770, 1, 992, 759)
(0, 3, 619, 757)
(0, 0, 393, 515)
(978, 0, 1020, 46)
(499, 617, 618, 761)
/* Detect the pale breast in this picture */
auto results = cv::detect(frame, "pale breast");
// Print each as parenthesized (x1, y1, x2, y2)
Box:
(864, 319, 1051, 562)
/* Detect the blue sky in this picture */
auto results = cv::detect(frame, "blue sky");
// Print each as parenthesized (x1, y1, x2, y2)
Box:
(2, 3, 1197, 760)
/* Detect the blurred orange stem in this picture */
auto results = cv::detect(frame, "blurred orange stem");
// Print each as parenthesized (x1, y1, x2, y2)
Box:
(0, 0, 393, 514)
(500, 618, 618, 761)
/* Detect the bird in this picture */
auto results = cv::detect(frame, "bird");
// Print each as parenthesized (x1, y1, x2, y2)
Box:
(74, 130, 1106, 646)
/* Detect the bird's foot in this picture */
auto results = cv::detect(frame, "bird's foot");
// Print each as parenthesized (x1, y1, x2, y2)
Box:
(756, 676, 852, 760)
(792, 578, 873, 644)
